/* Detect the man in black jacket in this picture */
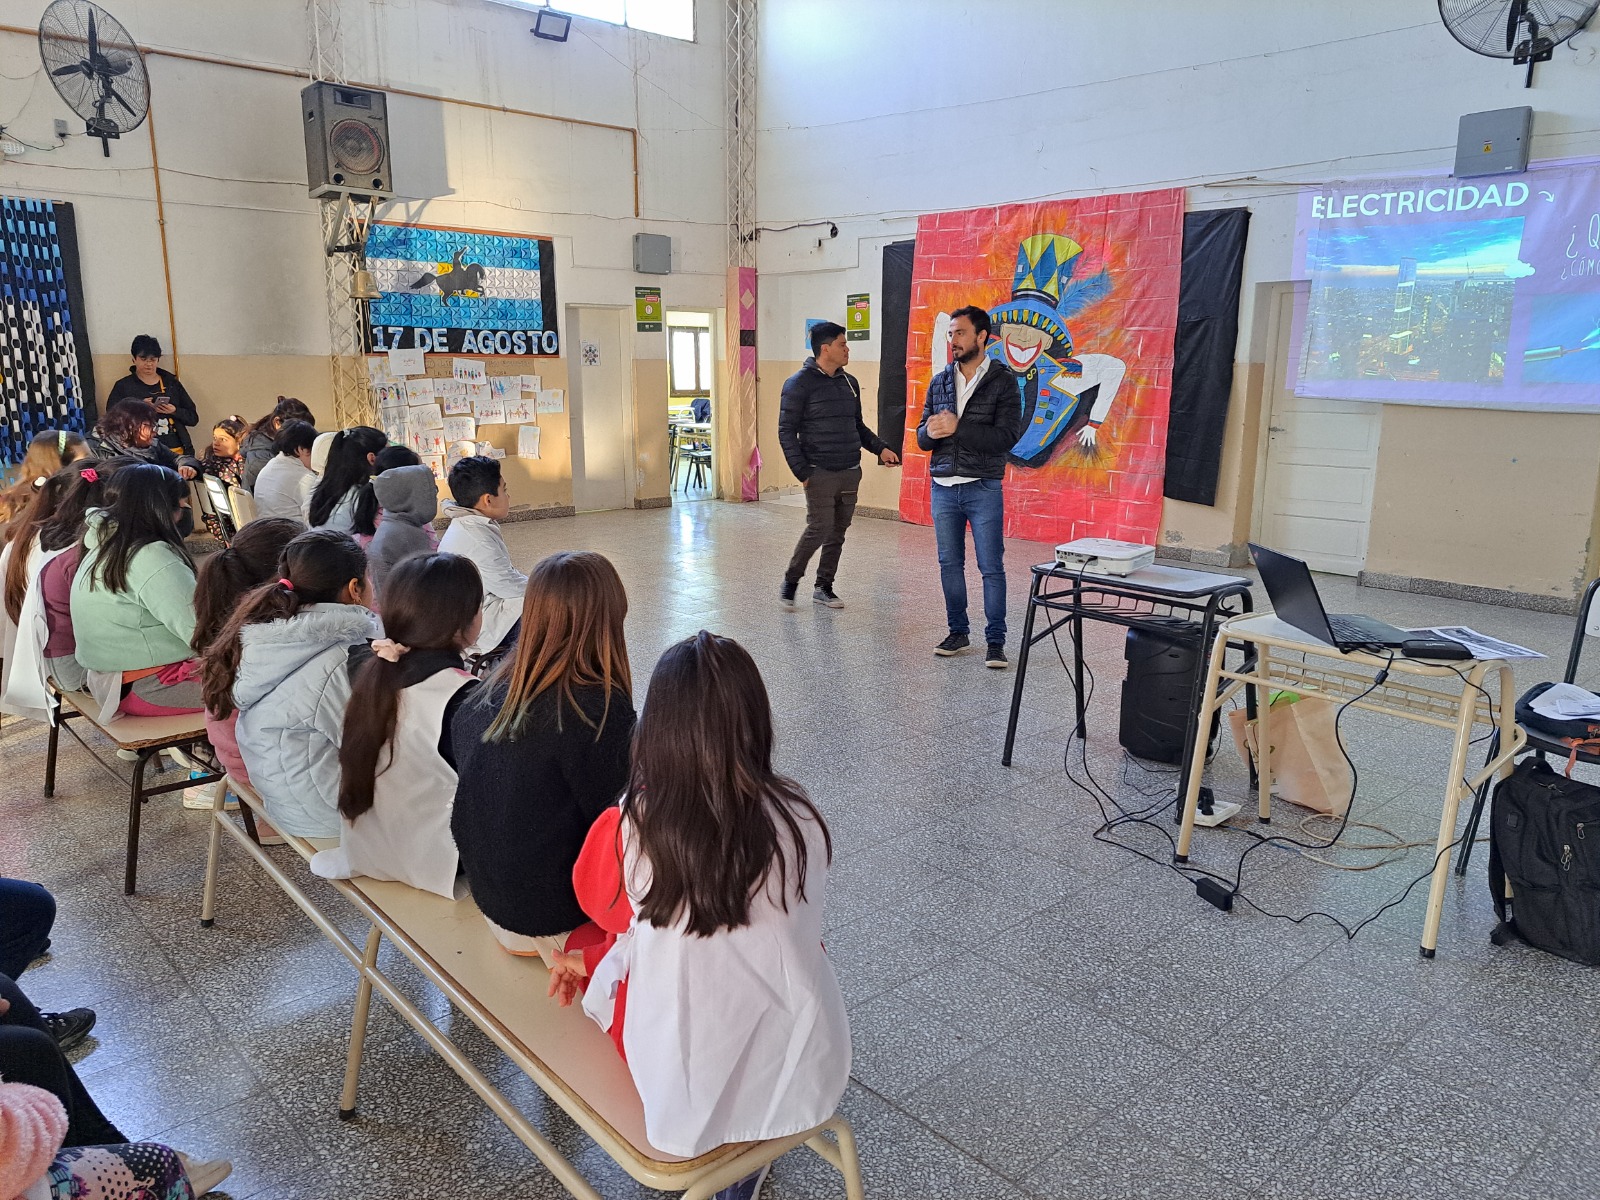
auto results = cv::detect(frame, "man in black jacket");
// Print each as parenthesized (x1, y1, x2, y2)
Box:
(916, 305, 1024, 667)
(777, 321, 900, 609)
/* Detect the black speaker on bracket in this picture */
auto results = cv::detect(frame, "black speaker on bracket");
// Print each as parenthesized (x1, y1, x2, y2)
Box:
(303, 81, 393, 201)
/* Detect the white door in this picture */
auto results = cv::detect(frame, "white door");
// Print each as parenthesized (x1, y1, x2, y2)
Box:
(1256, 284, 1382, 575)
(568, 306, 630, 513)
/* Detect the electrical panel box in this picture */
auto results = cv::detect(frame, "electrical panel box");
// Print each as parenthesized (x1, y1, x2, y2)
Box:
(1455, 107, 1533, 178)
(633, 232, 672, 275)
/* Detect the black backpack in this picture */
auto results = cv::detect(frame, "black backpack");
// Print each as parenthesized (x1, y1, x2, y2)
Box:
(1488, 757, 1600, 967)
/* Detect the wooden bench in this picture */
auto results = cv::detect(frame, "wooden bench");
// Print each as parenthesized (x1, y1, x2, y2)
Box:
(200, 778, 864, 1200)
(44, 683, 225, 894)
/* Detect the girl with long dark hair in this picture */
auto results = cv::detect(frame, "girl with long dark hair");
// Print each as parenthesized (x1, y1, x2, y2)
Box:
(307, 426, 385, 532)
(203, 528, 374, 838)
(0, 429, 87, 533)
(309, 553, 482, 896)
(191, 517, 305, 784)
(69, 464, 204, 716)
(239, 396, 315, 491)
(553, 631, 851, 1170)
(451, 551, 634, 958)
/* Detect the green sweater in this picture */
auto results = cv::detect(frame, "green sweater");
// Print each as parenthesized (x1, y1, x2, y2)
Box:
(70, 512, 198, 671)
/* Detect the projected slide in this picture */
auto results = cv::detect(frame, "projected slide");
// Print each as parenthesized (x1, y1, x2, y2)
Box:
(1296, 165, 1600, 410)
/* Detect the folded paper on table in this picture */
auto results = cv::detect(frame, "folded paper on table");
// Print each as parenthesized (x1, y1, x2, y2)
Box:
(518, 424, 541, 459)
(1529, 681, 1600, 721)
(387, 347, 425, 376)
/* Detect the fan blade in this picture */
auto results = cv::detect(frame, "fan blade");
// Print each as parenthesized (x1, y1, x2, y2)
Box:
(51, 62, 89, 77)
(1506, 0, 1526, 51)
(106, 83, 136, 116)
(87, 8, 98, 60)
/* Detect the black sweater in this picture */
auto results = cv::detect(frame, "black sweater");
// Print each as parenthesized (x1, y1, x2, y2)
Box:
(107, 368, 198, 456)
(450, 682, 636, 937)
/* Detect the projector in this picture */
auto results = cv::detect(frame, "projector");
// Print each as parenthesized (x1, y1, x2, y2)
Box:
(1054, 538, 1156, 576)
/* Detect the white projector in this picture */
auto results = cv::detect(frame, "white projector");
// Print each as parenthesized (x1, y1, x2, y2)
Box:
(1054, 538, 1156, 576)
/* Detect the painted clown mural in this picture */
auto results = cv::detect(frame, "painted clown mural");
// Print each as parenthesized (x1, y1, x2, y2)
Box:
(899, 190, 1185, 545)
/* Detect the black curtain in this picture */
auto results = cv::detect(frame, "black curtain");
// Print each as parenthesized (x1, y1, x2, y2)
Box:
(0, 198, 95, 466)
(876, 239, 915, 454)
(1165, 208, 1250, 506)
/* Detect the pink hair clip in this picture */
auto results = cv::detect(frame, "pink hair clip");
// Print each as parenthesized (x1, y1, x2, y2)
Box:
(279, 578, 294, 591)
(371, 639, 410, 662)
(80, 467, 98, 483)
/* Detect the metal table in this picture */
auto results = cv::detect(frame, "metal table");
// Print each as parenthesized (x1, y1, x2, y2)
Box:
(1002, 561, 1255, 809)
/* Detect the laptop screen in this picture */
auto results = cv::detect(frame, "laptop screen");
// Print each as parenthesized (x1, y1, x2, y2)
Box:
(1247, 543, 1336, 643)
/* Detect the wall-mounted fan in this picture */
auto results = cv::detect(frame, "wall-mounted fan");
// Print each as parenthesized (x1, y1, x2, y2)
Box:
(1439, 1, 1598, 85)
(38, 0, 149, 156)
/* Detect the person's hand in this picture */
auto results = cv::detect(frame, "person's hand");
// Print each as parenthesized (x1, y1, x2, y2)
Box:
(1076, 424, 1099, 449)
(878, 447, 901, 466)
(927, 412, 958, 439)
(546, 949, 588, 1007)
(178, 465, 197, 480)
(0, 996, 9, 1017)
(154, 400, 175, 415)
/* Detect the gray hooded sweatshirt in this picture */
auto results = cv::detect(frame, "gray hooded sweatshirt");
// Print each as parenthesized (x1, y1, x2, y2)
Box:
(368, 464, 439, 602)
(232, 602, 377, 838)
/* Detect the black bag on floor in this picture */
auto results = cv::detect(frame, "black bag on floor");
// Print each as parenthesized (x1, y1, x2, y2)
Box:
(1488, 757, 1600, 966)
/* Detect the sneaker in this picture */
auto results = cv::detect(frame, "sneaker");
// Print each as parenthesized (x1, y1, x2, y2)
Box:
(813, 585, 845, 609)
(934, 633, 971, 656)
(712, 1162, 771, 1200)
(177, 1153, 233, 1196)
(779, 580, 799, 611)
(41, 1007, 96, 1052)
(985, 643, 1009, 669)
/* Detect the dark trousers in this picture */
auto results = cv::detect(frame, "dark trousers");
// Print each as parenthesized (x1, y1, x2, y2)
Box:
(0, 877, 56, 978)
(0, 972, 125, 1146)
(784, 466, 861, 589)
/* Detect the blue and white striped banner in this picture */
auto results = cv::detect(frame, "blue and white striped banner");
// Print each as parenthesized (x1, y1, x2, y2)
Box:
(365, 222, 560, 356)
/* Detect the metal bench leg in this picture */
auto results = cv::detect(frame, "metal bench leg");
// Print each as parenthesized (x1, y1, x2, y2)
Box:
(124, 749, 158, 895)
(340, 925, 383, 1119)
(810, 1118, 864, 1200)
(200, 780, 229, 927)
(44, 711, 61, 798)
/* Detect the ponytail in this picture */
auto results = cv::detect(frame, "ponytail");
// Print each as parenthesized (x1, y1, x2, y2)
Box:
(351, 445, 421, 537)
(338, 553, 481, 821)
(308, 426, 385, 528)
(201, 528, 366, 717)
(191, 516, 305, 655)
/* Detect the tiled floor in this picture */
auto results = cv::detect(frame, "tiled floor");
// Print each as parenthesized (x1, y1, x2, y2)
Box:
(3, 500, 1597, 1199)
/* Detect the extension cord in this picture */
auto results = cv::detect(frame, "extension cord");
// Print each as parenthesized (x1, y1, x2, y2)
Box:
(1192, 800, 1242, 828)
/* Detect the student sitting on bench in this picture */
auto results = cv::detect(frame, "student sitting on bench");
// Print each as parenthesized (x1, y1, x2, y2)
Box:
(438, 455, 527, 659)
(550, 631, 851, 1193)
(451, 551, 634, 959)
(203, 529, 375, 839)
(311, 553, 482, 897)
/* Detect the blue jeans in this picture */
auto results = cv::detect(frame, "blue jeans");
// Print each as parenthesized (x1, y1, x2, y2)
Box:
(931, 478, 1006, 646)
(0, 878, 55, 978)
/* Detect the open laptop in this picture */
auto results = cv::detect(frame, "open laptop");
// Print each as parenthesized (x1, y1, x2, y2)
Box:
(1247, 543, 1411, 652)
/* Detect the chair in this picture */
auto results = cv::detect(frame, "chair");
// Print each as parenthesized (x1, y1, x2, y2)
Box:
(685, 446, 712, 491)
(200, 476, 238, 544)
(1456, 577, 1600, 874)
(228, 483, 257, 527)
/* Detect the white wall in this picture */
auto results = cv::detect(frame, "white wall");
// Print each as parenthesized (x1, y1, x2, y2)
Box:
(0, 0, 726, 386)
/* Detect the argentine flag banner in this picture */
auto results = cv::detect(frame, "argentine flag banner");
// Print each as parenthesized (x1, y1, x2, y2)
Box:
(365, 221, 560, 356)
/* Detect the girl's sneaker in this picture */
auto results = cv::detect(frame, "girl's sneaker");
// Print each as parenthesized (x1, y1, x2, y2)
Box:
(713, 1163, 771, 1200)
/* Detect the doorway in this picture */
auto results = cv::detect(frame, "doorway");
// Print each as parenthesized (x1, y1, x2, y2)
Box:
(1254, 283, 1382, 575)
(567, 305, 633, 513)
(666, 309, 717, 501)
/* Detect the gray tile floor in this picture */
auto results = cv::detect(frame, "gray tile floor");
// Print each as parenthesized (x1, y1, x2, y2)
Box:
(3, 499, 1597, 1199)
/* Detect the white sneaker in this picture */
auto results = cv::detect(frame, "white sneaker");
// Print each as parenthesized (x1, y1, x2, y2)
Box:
(176, 1153, 232, 1196)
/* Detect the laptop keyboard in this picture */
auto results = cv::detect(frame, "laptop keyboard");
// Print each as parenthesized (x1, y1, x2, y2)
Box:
(1326, 615, 1372, 642)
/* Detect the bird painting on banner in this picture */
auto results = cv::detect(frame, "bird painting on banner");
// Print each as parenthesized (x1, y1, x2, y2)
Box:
(900, 190, 1184, 545)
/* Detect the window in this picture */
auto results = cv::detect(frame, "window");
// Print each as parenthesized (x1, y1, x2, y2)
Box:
(669, 327, 713, 396)
(492, 0, 694, 41)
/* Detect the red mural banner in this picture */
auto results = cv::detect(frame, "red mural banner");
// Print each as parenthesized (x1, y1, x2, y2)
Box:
(899, 189, 1185, 544)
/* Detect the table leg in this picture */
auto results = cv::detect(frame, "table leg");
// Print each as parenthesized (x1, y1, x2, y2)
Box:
(1419, 663, 1490, 958)
(1071, 581, 1087, 741)
(1172, 601, 1218, 819)
(1175, 626, 1231, 863)
(1002, 577, 1045, 767)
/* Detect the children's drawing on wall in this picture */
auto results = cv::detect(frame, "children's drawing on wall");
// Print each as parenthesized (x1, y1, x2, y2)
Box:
(900, 191, 1184, 545)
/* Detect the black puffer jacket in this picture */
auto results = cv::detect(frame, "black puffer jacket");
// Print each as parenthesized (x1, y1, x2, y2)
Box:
(916, 359, 1023, 481)
(777, 358, 886, 481)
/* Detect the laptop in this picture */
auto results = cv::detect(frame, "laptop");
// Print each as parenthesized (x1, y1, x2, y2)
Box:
(1247, 543, 1411, 652)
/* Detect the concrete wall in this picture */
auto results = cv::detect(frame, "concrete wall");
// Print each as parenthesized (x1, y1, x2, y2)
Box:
(753, 0, 1600, 602)
(0, 0, 725, 509)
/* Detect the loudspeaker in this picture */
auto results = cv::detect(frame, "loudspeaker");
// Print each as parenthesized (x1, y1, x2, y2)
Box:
(1119, 623, 1218, 765)
(303, 81, 393, 200)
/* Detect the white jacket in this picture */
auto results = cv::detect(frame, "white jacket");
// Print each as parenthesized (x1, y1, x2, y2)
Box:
(310, 665, 472, 897)
(252, 454, 316, 523)
(0, 543, 119, 724)
(233, 603, 377, 838)
(584, 803, 851, 1157)
(437, 503, 527, 654)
